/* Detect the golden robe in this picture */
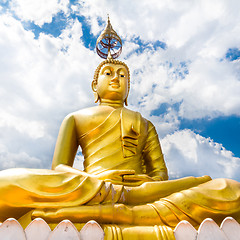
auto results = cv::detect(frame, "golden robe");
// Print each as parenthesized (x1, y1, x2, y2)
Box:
(79, 107, 167, 177)
(0, 107, 239, 233)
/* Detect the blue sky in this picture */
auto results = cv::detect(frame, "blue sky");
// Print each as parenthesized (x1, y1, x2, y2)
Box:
(0, 0, 240, 180)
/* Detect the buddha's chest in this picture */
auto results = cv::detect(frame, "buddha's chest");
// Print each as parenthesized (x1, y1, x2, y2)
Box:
(75, 108, 120, 138)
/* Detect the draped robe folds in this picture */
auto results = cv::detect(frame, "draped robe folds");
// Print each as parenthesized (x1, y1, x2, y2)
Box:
(0, 107, 239, 232)
(79, 107, 167, 177)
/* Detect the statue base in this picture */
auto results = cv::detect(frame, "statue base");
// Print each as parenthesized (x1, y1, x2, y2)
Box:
(0, 217, 239, 240)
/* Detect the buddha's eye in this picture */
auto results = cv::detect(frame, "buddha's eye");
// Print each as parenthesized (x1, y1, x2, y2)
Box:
(120, 74, 125, 78)
(105, 72, 111, 76)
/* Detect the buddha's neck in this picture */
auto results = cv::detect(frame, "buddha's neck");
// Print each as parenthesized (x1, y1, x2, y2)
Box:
(99, 99, 124, 108)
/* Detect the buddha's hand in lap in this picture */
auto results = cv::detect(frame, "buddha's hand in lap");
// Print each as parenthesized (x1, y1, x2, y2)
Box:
(96, 170, 155, 186)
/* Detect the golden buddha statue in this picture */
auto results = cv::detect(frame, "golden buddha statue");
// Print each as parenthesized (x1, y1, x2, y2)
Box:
(0, 17, 239, 239)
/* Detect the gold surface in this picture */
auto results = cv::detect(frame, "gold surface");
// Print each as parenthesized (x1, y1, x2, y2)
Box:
(0, 61, 240, 240)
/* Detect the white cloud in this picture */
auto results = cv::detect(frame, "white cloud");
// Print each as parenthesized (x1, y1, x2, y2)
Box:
(170, 58, 240, 119)
(0, 110, 45, 139)
(10, 0, 69, 26)
(161, 129, 240, 181)
(0, 13, 98, 170)
(0, 144, 42, 169)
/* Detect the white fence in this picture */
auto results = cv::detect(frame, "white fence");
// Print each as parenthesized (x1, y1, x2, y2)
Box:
(174, 217, 240, 240)
(0, 217, 239, 240)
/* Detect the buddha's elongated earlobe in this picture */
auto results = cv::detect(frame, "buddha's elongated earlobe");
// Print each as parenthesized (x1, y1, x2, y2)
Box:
(124, 79, 130, 106)
(124, 97, 128, 106)
(92, 81, 100, 103)
(93, 92, 100, 103)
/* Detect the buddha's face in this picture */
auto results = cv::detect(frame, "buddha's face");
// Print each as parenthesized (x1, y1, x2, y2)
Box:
(94, 63, 129, 103)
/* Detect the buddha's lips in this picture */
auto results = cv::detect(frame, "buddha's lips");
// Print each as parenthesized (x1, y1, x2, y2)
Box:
(109, 80, 120, 88)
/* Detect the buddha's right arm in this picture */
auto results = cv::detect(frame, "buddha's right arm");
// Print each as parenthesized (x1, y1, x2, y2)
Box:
(52, 114, 78, 170)
(51, 115, 97, 178)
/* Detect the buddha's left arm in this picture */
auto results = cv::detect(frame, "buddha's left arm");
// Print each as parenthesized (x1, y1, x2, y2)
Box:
(142, 121, 168, 181)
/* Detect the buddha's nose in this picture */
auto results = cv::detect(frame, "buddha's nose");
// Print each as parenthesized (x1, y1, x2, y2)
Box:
(110, 73, 120, 87)
(111, 73, 119, 82)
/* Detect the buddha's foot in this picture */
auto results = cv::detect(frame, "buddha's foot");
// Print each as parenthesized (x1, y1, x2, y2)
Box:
(32, 204, 133, 225)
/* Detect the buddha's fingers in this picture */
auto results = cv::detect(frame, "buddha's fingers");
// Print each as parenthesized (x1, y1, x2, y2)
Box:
(32, 204, 133, 224)
(123, 174, 153, 182)
(97, 169, 136, 182)
(124, 175, 212, 205)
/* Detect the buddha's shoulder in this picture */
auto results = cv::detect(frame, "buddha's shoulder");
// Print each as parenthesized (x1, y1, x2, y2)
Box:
(73, 106, 116, 118)
(122, 107, 149, 124)
(64, 106, 118, 128)
(63, 106, 150, 130)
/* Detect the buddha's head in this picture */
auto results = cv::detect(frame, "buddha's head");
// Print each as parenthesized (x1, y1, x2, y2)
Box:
(92, 59, 130, 106)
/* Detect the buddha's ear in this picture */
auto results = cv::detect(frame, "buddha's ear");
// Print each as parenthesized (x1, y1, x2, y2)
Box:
(93, 92, 100, 103)
(124, 97, 128, 106)
(91, 80, 97, 92)
(91, 81, 100, 103)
